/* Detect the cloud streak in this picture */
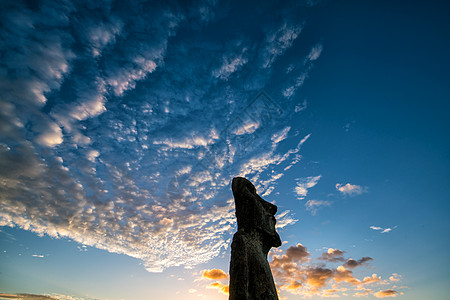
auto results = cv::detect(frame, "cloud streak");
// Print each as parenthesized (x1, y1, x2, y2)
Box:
(294, 175, 322, 200)
(336, 183, 368, 196)
(370, 226, 397, 233)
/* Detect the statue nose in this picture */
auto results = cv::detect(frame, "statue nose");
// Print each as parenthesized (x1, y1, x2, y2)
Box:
(267, 202, 277, 215)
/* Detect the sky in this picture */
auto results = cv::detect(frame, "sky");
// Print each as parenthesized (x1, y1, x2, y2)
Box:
(0, 0, 449, 299)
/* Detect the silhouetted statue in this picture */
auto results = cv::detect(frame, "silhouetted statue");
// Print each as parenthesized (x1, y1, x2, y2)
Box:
(229, 177, 282, 300)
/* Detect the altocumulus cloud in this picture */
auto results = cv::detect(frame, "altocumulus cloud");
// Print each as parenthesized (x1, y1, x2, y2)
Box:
(0, 0, 323, 272)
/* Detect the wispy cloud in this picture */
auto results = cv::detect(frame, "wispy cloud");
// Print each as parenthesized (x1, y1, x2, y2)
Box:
(294, 175, 322, 200)
(260, 21, 304, 69)
(374, 289, 399, 298)
(389, 273, 402, 282)
(275, 210, 298, 229)
(370, 226, 397, 233)
(213, 43, 248, 80)
(336, 183, 368, 196)
(305, 199, 331, 215)
(282, 43, 323, 99)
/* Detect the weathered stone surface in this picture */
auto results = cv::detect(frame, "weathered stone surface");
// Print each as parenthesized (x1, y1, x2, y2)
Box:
(229, 177, 281, 300)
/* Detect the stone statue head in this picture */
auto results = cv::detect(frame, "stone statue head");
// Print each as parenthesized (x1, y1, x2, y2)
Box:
(232, 177, 282, 249)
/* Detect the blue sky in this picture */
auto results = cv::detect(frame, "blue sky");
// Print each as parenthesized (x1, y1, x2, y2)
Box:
(0, 0, 449, 299)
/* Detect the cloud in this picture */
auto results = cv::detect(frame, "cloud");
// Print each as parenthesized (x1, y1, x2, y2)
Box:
(0, 1, 321, 273)
(294, 175, 322, 200)
(213, 44, 248, 80)
(275, 210, 298, 229)
(282, 43, 323, 99)
(271, 243, 310, 268)
(318, 248, 346, 262)
(295, 100, 308, 112)
(354, 288, 373, 297)
(0, 294, 58, 300)
(199, 268, 229, 295)
(374, 289, 398, 298)
(370, 226, 396, 233)
(343, 257, 373, 269)
(305, 200, 331, 215)
(207, 282, 229, 295)
(0, 294, 90, 300)
(305, 43, 323, 62)
(202, 269, 228, 280)
(269, 242, 395, 297)
(336, 183, 368, 196)
(389, 273, 402, 282)
(260, 21, 304, 69)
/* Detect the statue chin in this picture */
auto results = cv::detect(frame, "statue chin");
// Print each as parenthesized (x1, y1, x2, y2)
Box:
(265, 231, 282, 248)
(272, 233, 282, 247)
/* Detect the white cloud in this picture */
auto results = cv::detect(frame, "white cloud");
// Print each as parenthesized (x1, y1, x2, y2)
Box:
(107, 58, 158, 96)
(295, 100, 308, 112)
(294, 175, 322, 200)
(87, 20, 123, 57)
(233, 120, 260, 135)
(370, 226, 396, 233)
(336, 183, 368, 196)
(35, 121, 63, 147)
(305, 199, 331, 215)
(306, 43, 323, 62)
(276, 210, 298, 228)
(86, 150, 100, 162)
(271, 126, 291, 145)
(260, 21, 304, 69)
(213, 47, 248, 80)
(281, 43, 323, 99)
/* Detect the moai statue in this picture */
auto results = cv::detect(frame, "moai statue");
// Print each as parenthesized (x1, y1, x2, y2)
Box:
(229, 177, 282, 300)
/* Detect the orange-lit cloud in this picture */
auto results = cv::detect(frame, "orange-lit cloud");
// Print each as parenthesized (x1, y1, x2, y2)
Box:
(354, 287, 373, 297)
(389, 273, 402, 282)
(202, 268, 228, 280)
(207, 282, 230, 295)
(199, 268, 229, 296)
(271, 243, 310, 268)
(269, 242, 403, 298)
(374, 289, 398, 298)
